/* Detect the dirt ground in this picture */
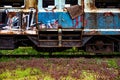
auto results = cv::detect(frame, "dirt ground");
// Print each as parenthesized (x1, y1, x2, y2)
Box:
(0, 58, 120, 80)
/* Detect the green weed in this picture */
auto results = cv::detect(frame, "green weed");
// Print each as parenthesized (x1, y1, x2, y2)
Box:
(80, 70, 97, 80)
(0, 68, 40, 80)
(107, 59, 118, 69)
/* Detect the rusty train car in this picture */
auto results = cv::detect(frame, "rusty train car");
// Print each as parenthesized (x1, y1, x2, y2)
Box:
(0, 0, 120, 53)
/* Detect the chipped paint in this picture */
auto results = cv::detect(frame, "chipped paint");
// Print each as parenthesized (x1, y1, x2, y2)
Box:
(38, 12, 83, 29)
(84, 0, 120, 35)
(87, 1, 97, 10)
(0, 30, 37, 35)
(1, 0, 120, 35)
(25, 0, 37, 9)
(84, 12, 120, 35)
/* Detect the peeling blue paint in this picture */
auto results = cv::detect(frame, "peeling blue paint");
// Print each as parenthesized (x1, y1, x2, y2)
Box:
(38, 12, 82, 28)
(84, 13, 120, 35)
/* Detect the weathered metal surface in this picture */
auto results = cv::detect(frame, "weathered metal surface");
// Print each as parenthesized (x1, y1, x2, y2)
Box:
(0, 30, 37, 35)
(62, 41, 81, 47)
(25, 0, 37, 9)
(84, 13, 120, 35)
(38, 41, 81, 47)
(86, 43, 114, 53)
(39, 41, 58, 47)
(84, 0, 120, 12)
(86, 0, 96, 10)
(0, 9, 36, 35)
(38, 12, 82, 29)
(37, 0, 83, 29)
(0, 36, 15, 49)
(85, 36, 114, 53)
(38, 29, 82, 47)
(84, 0, 120, 35)
(0, 0, 37, 10)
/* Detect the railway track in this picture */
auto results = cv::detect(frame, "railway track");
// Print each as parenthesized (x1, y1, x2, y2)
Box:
(0, 54, 120, 58)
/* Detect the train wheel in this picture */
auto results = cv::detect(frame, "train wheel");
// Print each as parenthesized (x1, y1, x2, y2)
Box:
(85, 36, 114, 54)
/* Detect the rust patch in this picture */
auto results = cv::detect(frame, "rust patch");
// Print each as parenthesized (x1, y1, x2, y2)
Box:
(118, 14, 120, 18)
(83, 19, 87, 27)
(84, 31, 101, 35)
(25, 0, 37, 9)
(87, 13, 97, 28)
(39, 41, 58, 47)
(88, 31, 98, 35)
(103, 12, 114, 17)
(103, 13, 114, 28)
(81, 0, 84, 8)
(87, 3, 96, 10)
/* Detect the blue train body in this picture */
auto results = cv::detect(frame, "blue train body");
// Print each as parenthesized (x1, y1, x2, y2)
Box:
(0, 0, 120, 53)
(38, 12, 120, 35)
(38, 12, 82, 28)
(37, 0, 120, 36)
(37, 0, 120, 53)
(84, 13, 120, 35)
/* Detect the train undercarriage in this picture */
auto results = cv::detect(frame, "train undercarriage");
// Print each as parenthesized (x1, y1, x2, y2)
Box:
(0, 29, 120, 54)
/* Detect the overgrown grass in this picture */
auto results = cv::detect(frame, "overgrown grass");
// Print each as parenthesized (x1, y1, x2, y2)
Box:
(0, 57, 33, 62)
(80, 70, 97, 80)
(0, 47, 119, 55)
(0, 47, 88, 55)
(107, 59, 119, 69)
(0, 47, 39, 55)
(0, 68, 42, 80)
(0, 68, 99, 80)
(0, 57, 16, 62)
